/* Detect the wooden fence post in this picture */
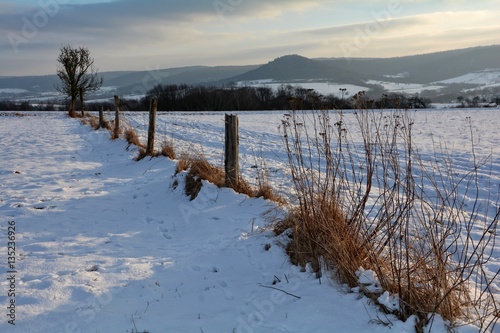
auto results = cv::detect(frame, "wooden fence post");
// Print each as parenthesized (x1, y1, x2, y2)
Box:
(225, 114, 239, 187)
(146, 99, 157, 155)
(99, 106, 105, 129)
(113, 95, 120, 139)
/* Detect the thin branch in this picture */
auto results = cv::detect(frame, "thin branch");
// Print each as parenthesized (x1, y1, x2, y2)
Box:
(257, 283, 301, 299)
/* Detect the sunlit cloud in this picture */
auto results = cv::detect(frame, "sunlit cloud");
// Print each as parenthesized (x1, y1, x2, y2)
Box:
(0, 0, 499, 75)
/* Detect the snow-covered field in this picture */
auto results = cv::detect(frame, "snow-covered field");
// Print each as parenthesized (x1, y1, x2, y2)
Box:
(365, 80, 446, 94)
(437, 70, 500, 86)
(0, 89, 29, 95)
(0, 109, 499, 333)
(237, 80, 369, 97)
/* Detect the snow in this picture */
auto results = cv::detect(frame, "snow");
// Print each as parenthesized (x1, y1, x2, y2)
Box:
(436, 70, 500, 85)
(1, 109, 499, 332)
(0, 89, 28, 94)
(365, 69, 500, 95)
(365, 80, 445, 94)
(98, 86, 119, 93)
(383, 72, 409, 79)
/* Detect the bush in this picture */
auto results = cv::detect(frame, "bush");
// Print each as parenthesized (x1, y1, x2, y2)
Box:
(279, 103, 499, 331)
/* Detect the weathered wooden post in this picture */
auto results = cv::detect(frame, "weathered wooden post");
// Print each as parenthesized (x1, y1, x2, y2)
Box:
(113, 95, 120, 139)
(146, 99, 157, 156)
(225, 114, 239, 187)
(99, 106, 105, 129)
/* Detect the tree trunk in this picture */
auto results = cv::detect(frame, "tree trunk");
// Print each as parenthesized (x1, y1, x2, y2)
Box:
(69, 97, 76, 118)
(80, 87, 84, 117)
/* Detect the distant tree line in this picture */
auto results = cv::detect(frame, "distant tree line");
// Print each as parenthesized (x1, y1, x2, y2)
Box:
(3, 84, 500, 112)
(130, 84, 434, 111)
(139, 84, 324, 111)
(456, 95, 500, 108)
(0, 100, 57, 111)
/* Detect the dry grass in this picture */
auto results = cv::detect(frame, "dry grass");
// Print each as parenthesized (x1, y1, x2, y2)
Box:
(279, 104, 499, 331)
(123, 128, 160, 161)
(124, 128, 145, 149)
(80, 114, 101, 130)
(176, 153, 226, 199)
(253, 158, 285, 203)
(160, 140, 176, 160)
(232, 178, 256, 198)
(176, 153, 269, 200)
(254, 184, 283, 203)
(284, 200, 371, 281)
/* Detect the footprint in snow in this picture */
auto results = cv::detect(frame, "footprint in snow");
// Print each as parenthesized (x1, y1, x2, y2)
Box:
(219, 280, 234, 300)
(160, 228, 172, 240)
(146, 216, 164, 224)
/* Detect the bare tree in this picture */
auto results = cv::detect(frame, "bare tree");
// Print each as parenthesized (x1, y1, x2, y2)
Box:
(56, 45, 103, 117)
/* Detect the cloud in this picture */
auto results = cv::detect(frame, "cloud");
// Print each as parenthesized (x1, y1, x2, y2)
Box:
(286, 10, 500, 58)
(1, 0, 500, 76)
(299, 16, 426, 38)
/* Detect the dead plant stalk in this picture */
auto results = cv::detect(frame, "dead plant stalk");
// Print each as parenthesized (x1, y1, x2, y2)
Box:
(279, 102, 499, 331)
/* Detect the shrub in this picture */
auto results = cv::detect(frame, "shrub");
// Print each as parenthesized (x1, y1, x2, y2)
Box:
(279, 104, 499, 331)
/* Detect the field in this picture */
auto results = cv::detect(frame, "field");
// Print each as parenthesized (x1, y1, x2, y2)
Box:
(0, 109, 499, 333)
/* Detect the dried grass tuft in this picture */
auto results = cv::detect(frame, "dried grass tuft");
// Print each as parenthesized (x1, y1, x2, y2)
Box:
(176, 153, 261, 200)
(124, 128, 145, 149)
(176, 154, 225, 199)
(80, 114, 101, 130)
(160, 140, 176, 160)
(255, 184, 285, 204)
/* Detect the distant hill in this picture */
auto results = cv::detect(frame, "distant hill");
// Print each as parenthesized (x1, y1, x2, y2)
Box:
(316, 45, 500, 84)
(0, 65, 259, 96)
(1, 45, 499, 103)
(225, 54, 364, 84)
(222, 45, 500, 85)
(116, 65, 260, 95)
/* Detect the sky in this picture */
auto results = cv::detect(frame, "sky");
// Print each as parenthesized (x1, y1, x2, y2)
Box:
(0, 0, 500, 76)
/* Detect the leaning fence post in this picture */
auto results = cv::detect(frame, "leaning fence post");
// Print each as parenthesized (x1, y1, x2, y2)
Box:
(146, 99, 157, 155)
(99, 106, 105, 129)
(113, 95, 120, 139)
(225, 114, 239, 187)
